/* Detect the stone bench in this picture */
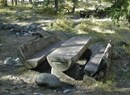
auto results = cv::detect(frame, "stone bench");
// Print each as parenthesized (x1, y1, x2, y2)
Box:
(17, 34, 63, 69)
(84, 42, 112, 78)
(47, 36, 91, 71)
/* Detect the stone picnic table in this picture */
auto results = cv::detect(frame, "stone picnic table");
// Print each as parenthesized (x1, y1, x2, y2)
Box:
(47, 36, 91, 71)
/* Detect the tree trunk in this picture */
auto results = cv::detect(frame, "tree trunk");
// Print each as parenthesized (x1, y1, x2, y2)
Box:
(5, 0, 7, 6)
(29, 0, 32, 4)
(46, 0, 50, 6)
(22, 0, 24, 4)
(54, 0, 58, 13)
(11, 0, 14, 5)
(14, 0, 17, 5)
(47, 0, 50, 4)
(72, 0, 77, 13)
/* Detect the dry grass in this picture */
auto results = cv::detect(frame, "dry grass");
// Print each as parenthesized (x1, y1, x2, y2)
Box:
(0, 4, 130, 95)
(47, 17, 130, 95)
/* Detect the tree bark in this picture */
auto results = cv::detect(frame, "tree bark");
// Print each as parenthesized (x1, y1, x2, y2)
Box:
(11, 0, 14, 5)
(72, 0, 77, 13)
(14, 0, 17, 5)
(54, 0, 59, 13)
(5, 0, 7, 6)
(29, 0, 32, 4)
(22, 0, 24, 4)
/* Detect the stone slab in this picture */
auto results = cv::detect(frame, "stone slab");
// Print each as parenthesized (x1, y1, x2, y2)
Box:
(84, 47, 105, 74)
(25, 41, 63, 68)
(17, 34, 63, 69)
(84, 43, 112, 76)
(47, 36, 91, 71)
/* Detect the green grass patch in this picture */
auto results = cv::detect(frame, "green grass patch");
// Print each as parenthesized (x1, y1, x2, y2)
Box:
(33, 6, 56, 16)
(0, 5, 34, 21)
(8, 4, 32, 11)
(77, 1, 93, 9)
(47, 17, 74, 32)
(0, 5, 32, 14)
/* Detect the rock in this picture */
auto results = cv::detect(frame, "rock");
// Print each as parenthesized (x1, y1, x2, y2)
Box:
(47, 36, 91, 71)
(63, 89, 74, 94)
(4, 57, 17, 65)
(51, 63, 85, 81)
(4, 57, 23, 66)
(51, 68, 75, 81)
(35, 73, 61, 88)
(83, 74, 97, 86)
(84, 43, 105, 76)
(33, 93, 44, 95)
(15, 58, 23, 65)
(17, 34, 61, 69)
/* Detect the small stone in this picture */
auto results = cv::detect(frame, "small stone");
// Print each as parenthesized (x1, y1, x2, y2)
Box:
(35, 73, 61, 88)
(33, 93, 44, 95)
(4, 57, 23, 66)
(63, 89, 73, 94)
(12, 86, 18, 90)
(15, 58, 23, 65)
(20, 85, 27, 88)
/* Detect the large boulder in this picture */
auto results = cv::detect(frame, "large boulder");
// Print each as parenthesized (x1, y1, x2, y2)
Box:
(35, 73, 61, 88)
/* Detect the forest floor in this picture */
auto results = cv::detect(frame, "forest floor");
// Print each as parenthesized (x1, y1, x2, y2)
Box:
(0, 2, 130, 95)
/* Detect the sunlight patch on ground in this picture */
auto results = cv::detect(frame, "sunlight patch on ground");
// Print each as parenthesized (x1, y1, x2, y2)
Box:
(1, 75, 19, 81)
(87, 7, 95, 10)
(37, 19, 55, 23)
(75, 8, 84, 11)
(77, 29, 88, 34)
(0, 9, 5, 13)
(91, 26, 115, 34)
(12, 22, 30, 26)
(95, 18, 112, 22)
(0, 8, 15, 14)
(113, 87, 130, 92)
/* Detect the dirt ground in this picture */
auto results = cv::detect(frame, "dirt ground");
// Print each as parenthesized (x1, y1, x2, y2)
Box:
(0, 7, 130, 95)
(0, 22, 130, 95)
(0, 23, 92, 95)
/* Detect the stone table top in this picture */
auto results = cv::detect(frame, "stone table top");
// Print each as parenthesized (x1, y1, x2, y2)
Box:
(47, 36, 91, 71)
